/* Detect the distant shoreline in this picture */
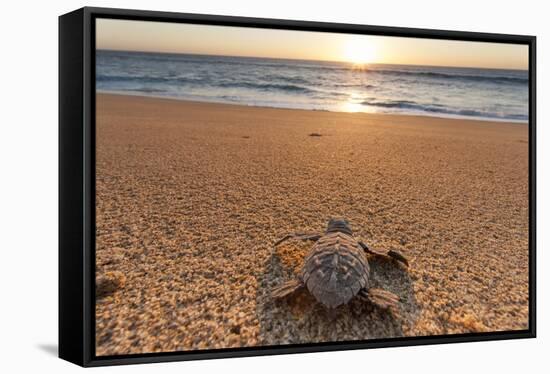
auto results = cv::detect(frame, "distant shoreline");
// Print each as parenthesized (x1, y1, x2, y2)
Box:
(97, 50, 528, 124)
(96, 90, 528, 125)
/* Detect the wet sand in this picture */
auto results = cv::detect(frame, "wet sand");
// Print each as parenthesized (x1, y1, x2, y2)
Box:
(95, 93, 529, 355)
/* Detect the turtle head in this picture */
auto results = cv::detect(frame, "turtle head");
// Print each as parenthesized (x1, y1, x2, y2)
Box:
(326, 218, 353, 235)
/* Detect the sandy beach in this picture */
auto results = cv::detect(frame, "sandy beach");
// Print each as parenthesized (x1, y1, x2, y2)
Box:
(95, 93, 529, 355)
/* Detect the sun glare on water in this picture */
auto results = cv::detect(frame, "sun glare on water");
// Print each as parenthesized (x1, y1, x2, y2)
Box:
(343, 38, 377, 66)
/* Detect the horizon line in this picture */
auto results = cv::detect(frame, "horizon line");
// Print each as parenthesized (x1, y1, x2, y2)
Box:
(96, 48, 529, 71)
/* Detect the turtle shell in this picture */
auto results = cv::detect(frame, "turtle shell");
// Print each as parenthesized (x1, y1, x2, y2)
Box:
(300, 231, 370, 308)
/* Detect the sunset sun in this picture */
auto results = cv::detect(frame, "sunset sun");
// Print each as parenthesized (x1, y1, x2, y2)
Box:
(343, 39, 377, 65)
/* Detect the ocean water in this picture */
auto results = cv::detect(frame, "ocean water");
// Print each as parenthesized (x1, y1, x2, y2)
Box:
(96, 49, 529, 122)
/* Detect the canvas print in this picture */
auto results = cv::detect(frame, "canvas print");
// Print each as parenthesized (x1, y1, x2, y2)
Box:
(94, 18, 529, 356)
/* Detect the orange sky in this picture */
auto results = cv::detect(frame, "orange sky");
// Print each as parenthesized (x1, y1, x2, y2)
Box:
(96, 19, 528, 70)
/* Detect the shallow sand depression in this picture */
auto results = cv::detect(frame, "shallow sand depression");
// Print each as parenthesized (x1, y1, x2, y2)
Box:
(95, 93, 529, 356)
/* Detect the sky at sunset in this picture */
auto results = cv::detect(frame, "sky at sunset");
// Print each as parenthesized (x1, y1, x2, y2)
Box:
(96, 19, 528, 70)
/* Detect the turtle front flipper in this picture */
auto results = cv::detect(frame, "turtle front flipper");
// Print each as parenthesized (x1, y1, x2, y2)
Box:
(359, 288, 400, 316)
(271, 279, 304, 299)
(274, 233, 322, 247)
(358, 241, 409, 267)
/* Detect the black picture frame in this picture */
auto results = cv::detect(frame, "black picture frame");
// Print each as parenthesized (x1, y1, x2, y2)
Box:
(59, 6, 537, 367)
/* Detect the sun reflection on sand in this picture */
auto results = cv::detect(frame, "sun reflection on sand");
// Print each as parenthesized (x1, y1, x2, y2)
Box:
(340, 92, 367, 113)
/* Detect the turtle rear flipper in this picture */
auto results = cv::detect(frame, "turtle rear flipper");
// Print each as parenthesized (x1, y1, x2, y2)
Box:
(272, 279, 303, 299)
(359, 288, 400, 316)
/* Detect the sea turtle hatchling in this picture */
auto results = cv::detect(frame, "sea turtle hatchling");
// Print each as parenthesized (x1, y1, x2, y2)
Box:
(272, 218, 408, 313)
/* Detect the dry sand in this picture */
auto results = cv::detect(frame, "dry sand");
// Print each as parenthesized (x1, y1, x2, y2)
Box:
(95, 93, 529, 356)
